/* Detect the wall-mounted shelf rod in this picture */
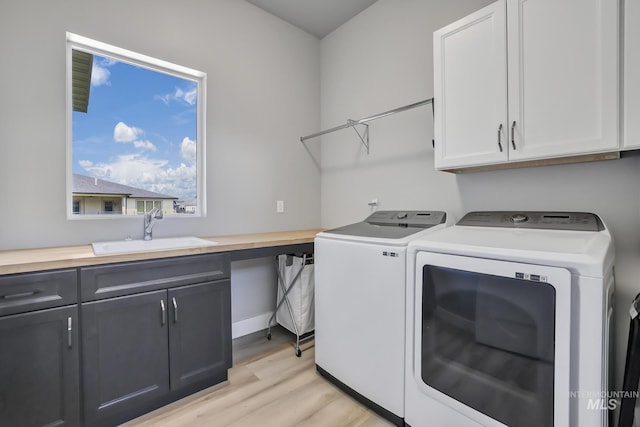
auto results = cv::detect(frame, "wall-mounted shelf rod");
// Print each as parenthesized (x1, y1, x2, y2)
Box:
(300, 98, 434, 149)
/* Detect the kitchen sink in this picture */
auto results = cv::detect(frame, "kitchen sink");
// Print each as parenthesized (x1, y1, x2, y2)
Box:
(92, 236, 218, 256)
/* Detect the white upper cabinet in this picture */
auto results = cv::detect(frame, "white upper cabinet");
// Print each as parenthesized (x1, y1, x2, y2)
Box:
(434, 0, 619, 170)
(434, 1, 509, 169)
(507, 0, 619, 161)
(624, 0, 640, 148)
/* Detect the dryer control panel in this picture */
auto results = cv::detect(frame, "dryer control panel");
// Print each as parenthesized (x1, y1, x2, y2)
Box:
(457, 211, 604, 231)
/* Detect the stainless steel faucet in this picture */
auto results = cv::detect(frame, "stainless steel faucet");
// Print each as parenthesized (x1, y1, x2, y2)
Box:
(143, 208, 163, 240)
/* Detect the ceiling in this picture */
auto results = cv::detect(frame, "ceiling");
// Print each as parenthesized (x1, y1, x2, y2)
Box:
(245, 0, 379, 39)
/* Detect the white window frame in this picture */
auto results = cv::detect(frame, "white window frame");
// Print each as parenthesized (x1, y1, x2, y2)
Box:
(65, 32, 207, 220)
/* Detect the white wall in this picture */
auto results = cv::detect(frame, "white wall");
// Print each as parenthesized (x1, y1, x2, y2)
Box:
(230, 258, 278, 338)
(0, 0, 321, 330)
(320, 0, 640, 392)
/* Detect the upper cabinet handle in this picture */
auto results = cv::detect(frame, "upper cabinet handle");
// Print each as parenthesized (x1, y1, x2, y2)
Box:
(497, 123, 503, 152)
(511, 121, 517, 149)
(172, 297, 178, 323)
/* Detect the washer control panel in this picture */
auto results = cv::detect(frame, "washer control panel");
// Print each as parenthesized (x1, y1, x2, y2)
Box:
(457, 211, 604, 231)
(366, 210, 447, 228)
(510, 213, 529, 223)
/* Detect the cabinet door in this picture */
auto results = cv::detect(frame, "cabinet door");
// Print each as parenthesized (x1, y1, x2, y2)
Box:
(168, 280, 232, 391)
(82, 290, 169, 427)
(507, 0, 619, 160)
(434, 0, 509, 169)
(625, 0, 640, 148)
(0, 306, 79, 427)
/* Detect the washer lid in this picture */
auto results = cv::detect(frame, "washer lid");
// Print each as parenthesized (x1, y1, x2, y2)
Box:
(325, 210, 447, 239)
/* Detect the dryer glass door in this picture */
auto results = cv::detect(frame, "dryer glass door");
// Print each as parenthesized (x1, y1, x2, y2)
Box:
(414, 252, 571, 427)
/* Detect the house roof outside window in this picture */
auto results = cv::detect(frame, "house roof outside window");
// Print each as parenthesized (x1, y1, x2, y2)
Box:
(72, 174, 178, 200)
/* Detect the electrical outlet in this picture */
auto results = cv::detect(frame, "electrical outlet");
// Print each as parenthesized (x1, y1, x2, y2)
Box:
(276, 200, 285, 213)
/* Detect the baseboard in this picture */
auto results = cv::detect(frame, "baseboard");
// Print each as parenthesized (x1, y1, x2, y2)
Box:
(232, 312, 274, 339)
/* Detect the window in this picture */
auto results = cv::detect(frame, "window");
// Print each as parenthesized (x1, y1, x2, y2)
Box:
(66, 33, 206, 219)
(136, 200, 162, 214)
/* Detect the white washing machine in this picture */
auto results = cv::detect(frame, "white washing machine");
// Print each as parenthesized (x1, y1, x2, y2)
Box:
(315, 210, 451, 426)
(405, 211, 615, 427)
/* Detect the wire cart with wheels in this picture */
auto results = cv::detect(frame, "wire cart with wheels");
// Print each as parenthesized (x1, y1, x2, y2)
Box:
(267, 253, 314, 357)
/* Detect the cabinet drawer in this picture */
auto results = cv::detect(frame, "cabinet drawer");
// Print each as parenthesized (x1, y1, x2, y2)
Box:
(81, 253, 230, 301)
(0, 269, 77, 317)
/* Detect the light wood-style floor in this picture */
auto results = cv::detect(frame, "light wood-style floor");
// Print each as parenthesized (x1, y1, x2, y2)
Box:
(122, 328, 393, 427)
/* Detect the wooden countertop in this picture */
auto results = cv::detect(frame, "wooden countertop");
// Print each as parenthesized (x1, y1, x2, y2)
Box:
(0, 229, 323, 276)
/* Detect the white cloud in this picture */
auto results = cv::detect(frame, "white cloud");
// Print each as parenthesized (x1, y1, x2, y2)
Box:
(91, 64, 111, 87)
(180, 137, 196, 162)
(100, 57, 117, 67)
(149, 162, 197, 197)
(156, 86, 197, 106)
(79, 154, 197, 198)
(91, 57, 117, 87)
(112, 122, 156, 151)
(133, 139, 157, 152)
(156, 94, 170, 105)
(111, 123, 159, 153)
(114, 121, 143, 143)
(176, 87, 197, 105)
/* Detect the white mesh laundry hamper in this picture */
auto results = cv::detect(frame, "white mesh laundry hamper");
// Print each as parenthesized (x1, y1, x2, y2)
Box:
(267, 253, 314, 357)
(276, 254, 314, 335)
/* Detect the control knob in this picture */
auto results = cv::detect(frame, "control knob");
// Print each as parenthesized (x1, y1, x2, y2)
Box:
(511, 213, 528, 223)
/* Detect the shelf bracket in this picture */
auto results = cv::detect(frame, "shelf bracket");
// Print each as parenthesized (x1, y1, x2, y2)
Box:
(348, 120, 370, 154)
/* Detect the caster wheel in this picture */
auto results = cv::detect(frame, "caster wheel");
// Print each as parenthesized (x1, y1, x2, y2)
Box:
(296, 348, 302, 357)
(267, 333, 272, 340)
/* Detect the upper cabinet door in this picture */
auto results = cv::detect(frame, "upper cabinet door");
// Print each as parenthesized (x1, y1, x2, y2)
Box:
(624, 0, 640, 148)
(434, 0, 509, 169)
(507, 0, 619, 160)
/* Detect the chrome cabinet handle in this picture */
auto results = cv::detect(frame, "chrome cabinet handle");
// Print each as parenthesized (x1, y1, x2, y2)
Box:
(497, 123, 503, 152)
(160, 300, 166, 325)
(511, 121, 516, 149)
(172, 297, 178, 323)
(68, 317, 73, 348)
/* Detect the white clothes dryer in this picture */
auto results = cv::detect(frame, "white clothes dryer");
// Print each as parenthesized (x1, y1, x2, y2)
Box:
(315, 210, 451, 426)
(405, 211, 615, 427)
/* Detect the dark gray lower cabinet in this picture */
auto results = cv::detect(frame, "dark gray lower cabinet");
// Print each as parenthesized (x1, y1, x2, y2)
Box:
(0, 268, 80, 427)
(0, 305, 80, 427)
(82, 290, 170, 427)
(168, 282, 232, 391)
(81, 254, 232, 426)
(0, 253, 232, 426)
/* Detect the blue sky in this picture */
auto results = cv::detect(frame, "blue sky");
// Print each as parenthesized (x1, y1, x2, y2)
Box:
(72, 54, 198, 199)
